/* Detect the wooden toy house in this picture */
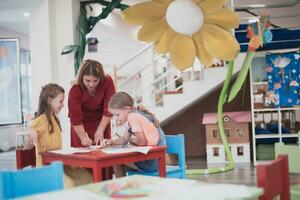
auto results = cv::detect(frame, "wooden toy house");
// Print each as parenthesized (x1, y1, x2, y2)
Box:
(202, 111, 251, 163)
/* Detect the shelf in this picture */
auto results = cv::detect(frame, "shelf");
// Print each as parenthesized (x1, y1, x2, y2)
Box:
(254, 108, 279, 112)
(254, 107, 300, 112)
(255, 133, 299, 139)
(252, 81, 268, 85)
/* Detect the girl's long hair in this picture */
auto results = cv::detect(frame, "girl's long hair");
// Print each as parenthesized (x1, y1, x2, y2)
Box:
(75, 59, 105, 87)
(36, 83, 64, 133)
(109, 92, 160, 128)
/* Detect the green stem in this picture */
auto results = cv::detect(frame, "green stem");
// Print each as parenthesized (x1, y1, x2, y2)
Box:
(186, 61, 235, 175)
(228, 51, 255, 102)
(217, 60, 235, 170)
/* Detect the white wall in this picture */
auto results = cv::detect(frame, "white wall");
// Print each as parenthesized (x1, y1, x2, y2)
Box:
(29, 0, 53, 111)
(84, 22, 145, 73)
(0, 27, 29, 49)
(29, 0, 79, 148)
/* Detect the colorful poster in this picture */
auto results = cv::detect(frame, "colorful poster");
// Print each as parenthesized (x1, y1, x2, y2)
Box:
(266, 51, 300, 107)
(0, 39, 22, 124)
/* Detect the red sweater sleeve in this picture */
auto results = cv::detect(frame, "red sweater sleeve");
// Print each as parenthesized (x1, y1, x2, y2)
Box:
(68, 86, 84, 125)
(103, 75, 116, 117)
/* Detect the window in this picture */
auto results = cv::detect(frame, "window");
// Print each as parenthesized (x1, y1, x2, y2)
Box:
(213, 147, 219, 156)
(237, 146, 244, 156)
(225, 129, 230, 137)
(212, 129, 218, 138)
(20, 48, 33, 116)
(236, 128, 243, 137)
(0, 39, 33, 125)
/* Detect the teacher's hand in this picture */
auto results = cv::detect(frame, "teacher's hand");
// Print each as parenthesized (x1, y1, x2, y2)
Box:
(94, 128, 104, 145)
(81, 136, 92, 146)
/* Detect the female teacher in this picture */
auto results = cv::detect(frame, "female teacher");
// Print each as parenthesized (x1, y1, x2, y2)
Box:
(68, 59, 116, 147)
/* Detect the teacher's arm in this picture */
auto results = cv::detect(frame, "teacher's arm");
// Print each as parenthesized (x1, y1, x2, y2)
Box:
(94, 116, 111, 145)
(68, 86, 92, 146)
(95, 75, 116, 145)
(73, 125, 92, 146)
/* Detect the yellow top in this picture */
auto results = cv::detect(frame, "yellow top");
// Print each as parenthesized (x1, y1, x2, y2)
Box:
(31, 114, 62, 166)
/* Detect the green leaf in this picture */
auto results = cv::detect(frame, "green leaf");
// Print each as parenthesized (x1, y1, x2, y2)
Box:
(228, 51, 255, 102)
(61, 45, 78, 55)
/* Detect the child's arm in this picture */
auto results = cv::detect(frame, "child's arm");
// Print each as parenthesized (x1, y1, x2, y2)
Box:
(100, 125, 131, 147)
(130, 131, 147, 146)
(29, 128, 38, 145)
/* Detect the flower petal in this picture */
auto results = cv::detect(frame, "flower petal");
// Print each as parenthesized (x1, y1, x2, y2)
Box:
(138, 18, 168, 42)
(169, 34, 197, 70)
(153, 0, 172, 6)
(154, 27, 177, 53)
(205, 8, 240, 29)
(122, 2, 167, 25)
(199, 0, 227, 14)
(193, 0, 205, 3)
(192, 32, 214, 67)
(200, 24, 240, 60)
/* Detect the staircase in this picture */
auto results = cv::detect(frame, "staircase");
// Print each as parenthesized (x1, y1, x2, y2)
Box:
(114, 44, 247, 124)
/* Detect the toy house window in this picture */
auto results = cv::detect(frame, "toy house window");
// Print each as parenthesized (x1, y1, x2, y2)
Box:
(236, 128, 243, 137)
(212, 129, 218, 138)
(225, 129, 230, 137)
(237, 146, 244, 156)
(213, 147, 219, 156)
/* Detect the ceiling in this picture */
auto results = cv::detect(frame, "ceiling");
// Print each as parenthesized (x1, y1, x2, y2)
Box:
(0, 0, 299, 34)
(0, 0, 42, 34)
(235, 0, 300, 29)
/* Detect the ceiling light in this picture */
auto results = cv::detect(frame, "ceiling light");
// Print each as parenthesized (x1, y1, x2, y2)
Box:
(248, 18, 259, 23)
(23, 12, 30, 18)
(249, 4, 266, 8)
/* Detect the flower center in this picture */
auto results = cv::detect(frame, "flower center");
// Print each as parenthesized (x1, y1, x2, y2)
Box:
(166, 0, 204, 35)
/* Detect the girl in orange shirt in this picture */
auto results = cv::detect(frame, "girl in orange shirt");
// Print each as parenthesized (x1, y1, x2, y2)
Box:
(101, 92, 166, 177)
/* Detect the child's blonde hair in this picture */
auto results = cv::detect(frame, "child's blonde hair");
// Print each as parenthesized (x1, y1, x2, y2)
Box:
(36, 83, 64, 133)
(109, 92, 160, 128)
(75, 59, 105, 86)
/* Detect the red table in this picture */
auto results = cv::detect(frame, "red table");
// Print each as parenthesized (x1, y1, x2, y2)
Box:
(41, 146, 166, 182)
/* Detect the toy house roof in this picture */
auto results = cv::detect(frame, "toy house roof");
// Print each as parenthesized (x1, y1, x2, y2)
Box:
(202, 111, 251, 125)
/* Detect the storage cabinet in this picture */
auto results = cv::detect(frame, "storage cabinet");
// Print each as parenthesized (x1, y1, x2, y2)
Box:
(250, 55, 300, 165)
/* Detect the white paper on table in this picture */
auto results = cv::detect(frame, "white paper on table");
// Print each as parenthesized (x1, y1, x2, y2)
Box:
(141, 182, 252, 200)
(86, 145, 102, 151)
(187, 184, 252, 200)
(101, 146, 152, 154)
(50, 147, 91, 155)
(33, 188, 109, 200)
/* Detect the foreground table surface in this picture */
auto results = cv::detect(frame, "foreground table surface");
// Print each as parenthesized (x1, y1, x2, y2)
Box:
(20, 175, 263, 200)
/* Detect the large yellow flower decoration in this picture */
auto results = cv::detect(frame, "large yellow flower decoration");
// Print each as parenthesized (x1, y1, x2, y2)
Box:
(122, 0, 240, 70)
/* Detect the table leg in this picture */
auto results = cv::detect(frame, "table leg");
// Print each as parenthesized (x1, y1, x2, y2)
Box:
(158, 152, 166, 177)
(102, 167, 113, 180)
(93, 166, 103, 182)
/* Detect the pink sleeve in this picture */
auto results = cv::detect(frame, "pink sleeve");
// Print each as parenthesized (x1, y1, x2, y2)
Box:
(128, 113, 159, 146)
(128, 113, 142, 132)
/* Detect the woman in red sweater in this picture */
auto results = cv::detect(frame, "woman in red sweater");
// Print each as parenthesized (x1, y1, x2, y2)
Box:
(68, 59, 115, 147)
